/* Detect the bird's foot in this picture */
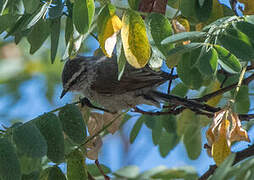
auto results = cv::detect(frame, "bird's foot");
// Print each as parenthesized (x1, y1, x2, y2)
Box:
(79, 97, 112, 113)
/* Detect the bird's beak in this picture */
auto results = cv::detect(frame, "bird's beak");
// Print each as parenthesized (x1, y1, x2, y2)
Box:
(60, 89, 68, 99)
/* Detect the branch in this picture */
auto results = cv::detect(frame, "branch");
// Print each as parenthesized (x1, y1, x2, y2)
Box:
(199, 144, 254, 180)
(196, 73, 254, 103)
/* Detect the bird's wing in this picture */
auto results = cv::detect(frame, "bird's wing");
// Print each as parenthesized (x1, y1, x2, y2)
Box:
(90, 58, 168, 94)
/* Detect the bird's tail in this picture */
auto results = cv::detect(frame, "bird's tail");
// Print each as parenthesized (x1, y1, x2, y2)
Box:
(149, 91, 218, 113)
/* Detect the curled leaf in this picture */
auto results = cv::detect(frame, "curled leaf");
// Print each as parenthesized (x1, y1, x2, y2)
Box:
(206, 108, 250, 165)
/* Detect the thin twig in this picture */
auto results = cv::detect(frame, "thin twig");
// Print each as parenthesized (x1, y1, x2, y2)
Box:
(196, 73, 254, 103)
(167, 68, 174, 94)
(90, 33, 98, 41)
(233, 64, 247, 100)
(95, 159, 110, 180)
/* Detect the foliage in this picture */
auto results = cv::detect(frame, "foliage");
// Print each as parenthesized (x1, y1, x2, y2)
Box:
(1, 0, 254, 179)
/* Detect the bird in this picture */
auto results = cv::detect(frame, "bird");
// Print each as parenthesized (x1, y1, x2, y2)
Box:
(60, 55, 217, 113)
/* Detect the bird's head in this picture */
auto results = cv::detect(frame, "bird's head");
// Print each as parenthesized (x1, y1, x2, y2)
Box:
(60, 56, 88, 99)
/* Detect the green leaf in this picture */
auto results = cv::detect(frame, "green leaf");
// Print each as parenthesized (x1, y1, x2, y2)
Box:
(235, 21, 254, 45)
(219, 28, 254, 61)
(27, 19, 50, 54)
(116, 35, 126, 81)
(0, 0, 8, 15)
(4, 14, 30, 38)
(245, 15, 254, 25)
(146, 12, 174, 58)
(13, 122, 47, 158)
(162, 32, 206, 45)
(14, 29, 31, 44)
(50, 17, 61, 64)
(166, 43, 202, 58)
(48, 0, 64, 18)
(161, 114, 177, 134)
(73, 0, 95, 34)
(177, 49, 204, 89)
(171, 83, 188, 97)
(40, 166, 66, 180)
(214, 45, 242, 74)
(152, 118, 163, 145)
(0, 14, 19, 34)
(128, 0, 140, 10)
(183, 121, 201, 160)
(137, 166, 167, 179)
(113, 165, 139, 179)
(152, 166, 198, 180)
(130, 116, 144, 143)
(22, 2, 50, 30)
(8, 0, 23, 15)
(234, 85, 250, 114)
(87, 164, 111, 177)
(198, 0, 205, 6)
(23, 0, 40, 14)
(19, 155, 41, 175)
(34, 113, 65, 163)
(198, 47, 218, 76)
(177, 109, 195, 136)
(235, 158, 254, 180)
(67, 149, 88, 180)
(48, 166, 66, 180)
(21, 171, 40, 180)
(195, 0, 212, 22)
(177, 109, 201, 160)
(143, 115, 156, 129)
(58, 104, 87, 144)
(179, 0, 198, 23)
(211, 154, 236, 180)
(0, 138, 21, 180)
(65, 16, 73, 45)
(159, 131, 178, 157)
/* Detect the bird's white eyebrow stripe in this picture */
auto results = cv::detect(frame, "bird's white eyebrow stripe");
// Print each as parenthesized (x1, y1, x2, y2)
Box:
(64, 62, 86, 88)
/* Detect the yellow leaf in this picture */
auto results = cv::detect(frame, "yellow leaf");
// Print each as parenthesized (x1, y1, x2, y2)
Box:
(172, 17, 190, 45)
(206, 80, 223, 107)
(211, 133, 231, 165)
(121, 10, 151, 68)
(211, 119, 231, 165)
(229, 112, 250, 143)
(206, 126, 215, 147)
(238, 0, 254, 15)
(98, 4, 122, 57)
(175, 17, 190, 32)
